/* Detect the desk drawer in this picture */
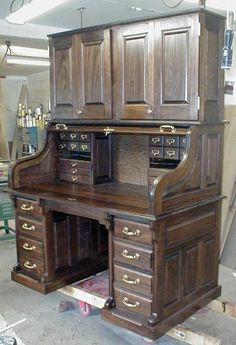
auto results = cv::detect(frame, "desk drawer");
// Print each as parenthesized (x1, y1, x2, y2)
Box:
(114, 239, 152, 272)
(18, 235, 43, 257)
(17, 199, 42, 219)
(59, 159, 91, 175)
(19, 254, 44, 279)
(59, 172, 91, 184)
(17, 217, 43, 240)
(114, 219, 151, 245)
(114, 287, 152, 317)
(114, 264, 152, 296)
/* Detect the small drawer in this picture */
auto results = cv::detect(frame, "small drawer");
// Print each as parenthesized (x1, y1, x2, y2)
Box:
(114, 219, 151, 245)
(79, 133, 91, 142)
(59, 159, 91, 171)
(17, 217, 43, 240)
(149, 135, 163, 146)
(164, 136, 179, 147)
(180, 136, 187, 148)
(164, 148, 179, 160)
(59, 172, 91, 184)
(114, 239, 152, 272)
(17, 199, 42, 219)
(114, 287, 152, 317)
(18, 235, 43, 257)
(18, 254, 44, 279)
(79, 143, 91, 153)
(68, 132, 80, 141)
(114, 264, 152, 296)
(149, 148, 163, 159)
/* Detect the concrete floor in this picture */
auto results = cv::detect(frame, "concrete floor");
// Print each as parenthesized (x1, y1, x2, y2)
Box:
(0, 230, 236, 344)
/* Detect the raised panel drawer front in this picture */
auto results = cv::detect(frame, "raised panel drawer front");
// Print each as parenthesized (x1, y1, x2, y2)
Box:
(17, 216, 43, 240)
(17, 198, 42, 220)
(114, 219, 151, 245)
(18, 235, 44, 257)
(114, 264, 152, 296)
(113, 239, 152, 272)
(114, 287, 152, 317)
(19, 254, 45, 279)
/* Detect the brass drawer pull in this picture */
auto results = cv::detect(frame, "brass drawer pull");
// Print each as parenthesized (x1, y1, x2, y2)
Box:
(122, 249, 140, 260)
(71, 161, 78, 167)
(81, 134, 88, 140)
(122, 297, 140, 308)
(72, 176, 77, 182)
(167, 150, 176, 157)
(166, 139, 175, 145)
(24, 261, 36, 269)
(70, 133, 77, 139)
(70, 144, 77, 150)
(60, 133, 66, 139)
(55, 123, 67, 130)
(123, 275, 140, 285)
(160, 125, 176, 133)
(60, 144, 66, 149)
(22, 223, 35, 231)
(152, 150, 160, 157)
(122, 226, 141, 237)
(23, 243, 36, 251)
(21, 204, 33, 211)
(72, 169, 78, 174)
(81, 144, 88, 151)
(152, 137, 160, 144)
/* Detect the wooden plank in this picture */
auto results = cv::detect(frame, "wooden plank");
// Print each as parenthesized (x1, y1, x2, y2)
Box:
(208, 299, 236, 319)
(167, 325, 222, 345)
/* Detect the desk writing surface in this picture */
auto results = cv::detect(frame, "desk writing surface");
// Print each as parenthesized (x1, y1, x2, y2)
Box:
(12, 182, 152, 218)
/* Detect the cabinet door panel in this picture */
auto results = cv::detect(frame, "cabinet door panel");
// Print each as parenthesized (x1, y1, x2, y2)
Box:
(113, 22, 154, 120)
(73, 29, 112, 119)
(50, 36, 74, 119)
(155, 14, 199, 120)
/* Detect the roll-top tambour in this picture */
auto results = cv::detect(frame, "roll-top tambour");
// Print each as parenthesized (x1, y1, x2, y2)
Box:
(114, 219, 151, 244)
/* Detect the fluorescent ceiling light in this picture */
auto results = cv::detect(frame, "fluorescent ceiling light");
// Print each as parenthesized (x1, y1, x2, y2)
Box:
(10, 46, 49, 58)
(6, 55, 50, 66)
(6, 0, 69, 25)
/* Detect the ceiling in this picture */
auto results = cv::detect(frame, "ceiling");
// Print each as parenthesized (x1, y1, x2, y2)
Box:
(0, 0, 227, 77)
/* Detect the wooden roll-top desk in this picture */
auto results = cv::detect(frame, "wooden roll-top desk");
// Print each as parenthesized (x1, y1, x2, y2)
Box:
(9, 9, 225, 340)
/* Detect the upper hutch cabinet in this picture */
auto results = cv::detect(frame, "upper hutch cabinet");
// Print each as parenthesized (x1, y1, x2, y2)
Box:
(50, 29, 112, 120)
(50, 36, 74, 119)
(155, 14, 199, 120)
(113, 22, 155, 120)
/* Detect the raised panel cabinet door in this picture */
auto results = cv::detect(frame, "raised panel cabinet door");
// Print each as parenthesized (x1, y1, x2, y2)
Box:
(73, 29, 112, 119)
(155, 14, 199, 120)
(113, 22, 155, 120)
(50, 36, 75, 119)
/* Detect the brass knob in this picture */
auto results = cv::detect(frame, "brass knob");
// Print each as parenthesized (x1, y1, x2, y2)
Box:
(78, 110, 84, 115)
